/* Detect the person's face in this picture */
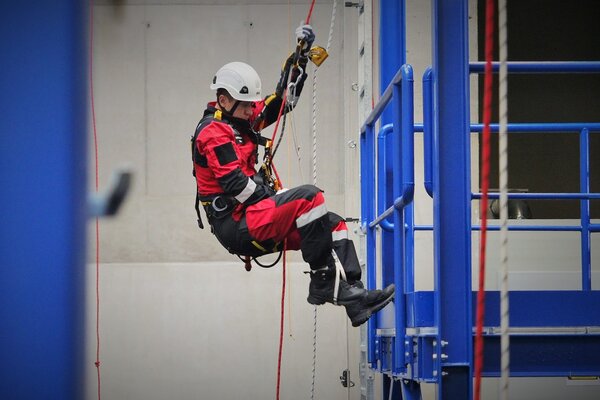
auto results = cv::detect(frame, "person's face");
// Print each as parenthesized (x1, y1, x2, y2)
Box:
(219, 94, 255, 120)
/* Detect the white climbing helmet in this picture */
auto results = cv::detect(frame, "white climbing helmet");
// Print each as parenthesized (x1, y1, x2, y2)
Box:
(210, 62, 262, 102)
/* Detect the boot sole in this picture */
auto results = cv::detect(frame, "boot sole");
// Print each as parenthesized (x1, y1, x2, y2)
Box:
(307, 295, 365, 306)
(306, 296, 326, 305)
(350, 292, 395, 327)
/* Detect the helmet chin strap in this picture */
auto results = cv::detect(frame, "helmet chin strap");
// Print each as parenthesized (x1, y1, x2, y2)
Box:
(217, 96, 241, 117)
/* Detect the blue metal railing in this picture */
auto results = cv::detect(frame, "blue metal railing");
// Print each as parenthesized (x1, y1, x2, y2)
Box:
(419, 61, 600, 291)
(470, 62, 599, 291)
(360, 64, 414, 371)
(361, 60, 599, 379)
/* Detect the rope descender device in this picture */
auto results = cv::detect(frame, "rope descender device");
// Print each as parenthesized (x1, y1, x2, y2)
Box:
(259, 138, 282, 193)
(308, 46, 328, 67)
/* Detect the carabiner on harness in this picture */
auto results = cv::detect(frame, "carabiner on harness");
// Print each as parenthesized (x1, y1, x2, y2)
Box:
(211, 195, 229, 212)
(287, 65, 304, 107)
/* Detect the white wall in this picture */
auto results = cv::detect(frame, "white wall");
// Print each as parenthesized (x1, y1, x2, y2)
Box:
(89, 2, 350, 264)
(87, 1, 362, 399)
(88, 1, 600, 399)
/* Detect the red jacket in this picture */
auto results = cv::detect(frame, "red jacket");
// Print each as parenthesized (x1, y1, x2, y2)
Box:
(193, 100, 278, 206)
(193, 63, 307, 209)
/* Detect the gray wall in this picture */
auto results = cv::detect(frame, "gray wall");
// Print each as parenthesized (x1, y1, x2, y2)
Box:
(87, 1, 363, 399)
(87, 1, 600, 399)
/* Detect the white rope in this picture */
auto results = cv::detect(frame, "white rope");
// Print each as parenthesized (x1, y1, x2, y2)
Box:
(332, 250, 348, 304)
(311, 70, 318, 185)
(311, 0, 337, 185)
(310, 305, 317, 400)
(310, 3, 338, 399)
(498, 0, 510, 398)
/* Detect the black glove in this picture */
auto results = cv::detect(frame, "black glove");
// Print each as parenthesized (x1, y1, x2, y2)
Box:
(295, 23, 315, 55)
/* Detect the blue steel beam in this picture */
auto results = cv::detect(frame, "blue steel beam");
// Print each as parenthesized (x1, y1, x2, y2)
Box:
(580, 128, 592, 291)
(432, 0, 472, 397)
(0, 1, 88, 399)
(379, 0, 406, 127)
(472, 193, 600, 200)
(405, 291, 600, 379)
(469, 61, 600, 73)
(406, 290, 600, 329)
(482, 335, 600, 377)
(415, 224, 600, 232)
(378, 2, 405, 381)
(470, 123, 600, 132)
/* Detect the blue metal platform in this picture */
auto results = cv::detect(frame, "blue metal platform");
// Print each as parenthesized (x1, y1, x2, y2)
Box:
(360, 0, 600, 398)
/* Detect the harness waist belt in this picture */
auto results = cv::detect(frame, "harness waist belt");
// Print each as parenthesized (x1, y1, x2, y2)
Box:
(200, 194, 238, 219)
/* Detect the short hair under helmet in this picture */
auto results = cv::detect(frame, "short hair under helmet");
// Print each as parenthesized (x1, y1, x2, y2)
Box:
(210, 62, 262, 102)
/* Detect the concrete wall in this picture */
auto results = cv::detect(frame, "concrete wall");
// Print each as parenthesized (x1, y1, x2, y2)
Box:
(87, 1, 600, 399)
(87, 1, 363, 399)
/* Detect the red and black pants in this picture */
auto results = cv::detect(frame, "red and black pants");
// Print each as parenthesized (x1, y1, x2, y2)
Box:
(207, 184, 361, 282)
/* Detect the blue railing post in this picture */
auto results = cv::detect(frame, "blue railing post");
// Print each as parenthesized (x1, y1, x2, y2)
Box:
(378, 124, 396, 232)
(423, 67, 434, 198)
(361, 64, 415, 371)
(361, 121, 378, 364)
(379, 1, 407, 379)
(432, 0, 473, 397)
(0, 1, 88, 399)
(401, 65, 416, 296)
(580, 128, 591, 291)
(392, 72, 406, 375)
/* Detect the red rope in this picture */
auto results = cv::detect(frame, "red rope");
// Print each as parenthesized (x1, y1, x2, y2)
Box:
(305, 0, 316, 24)
(269, 0, 316, 185)
(89, 1, 102, 399)
(269, 90, 288, 185)
(274, 3, 316, 397)
(275, 247, 287, 400)
(474, 0, 495, 399)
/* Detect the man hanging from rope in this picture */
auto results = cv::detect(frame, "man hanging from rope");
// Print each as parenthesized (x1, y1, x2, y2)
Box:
(191, 23, 394, 327)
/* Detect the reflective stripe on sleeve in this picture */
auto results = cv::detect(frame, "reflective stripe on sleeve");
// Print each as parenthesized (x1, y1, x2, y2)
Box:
(235, 177, 257, 203)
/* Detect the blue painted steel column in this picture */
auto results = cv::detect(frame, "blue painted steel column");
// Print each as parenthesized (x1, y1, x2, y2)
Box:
(379, 0, 406, 382)
(380, 0, 406, 125)
(580, 128, 591, 291)
(0, 1, 88, 399)
(423, 68, 434, 198)
(432, 0, 473, 398)
(392, 74, 407, 375)
(362, 123, 378, 364)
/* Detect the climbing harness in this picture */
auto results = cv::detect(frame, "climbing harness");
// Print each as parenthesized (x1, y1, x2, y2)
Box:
(190, 105, 286, 270)
(190, 2, 339, 399)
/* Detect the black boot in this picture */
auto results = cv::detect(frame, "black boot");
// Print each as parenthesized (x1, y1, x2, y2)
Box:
(307, 268, 367, 305)
(344, 281, 395, 327)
